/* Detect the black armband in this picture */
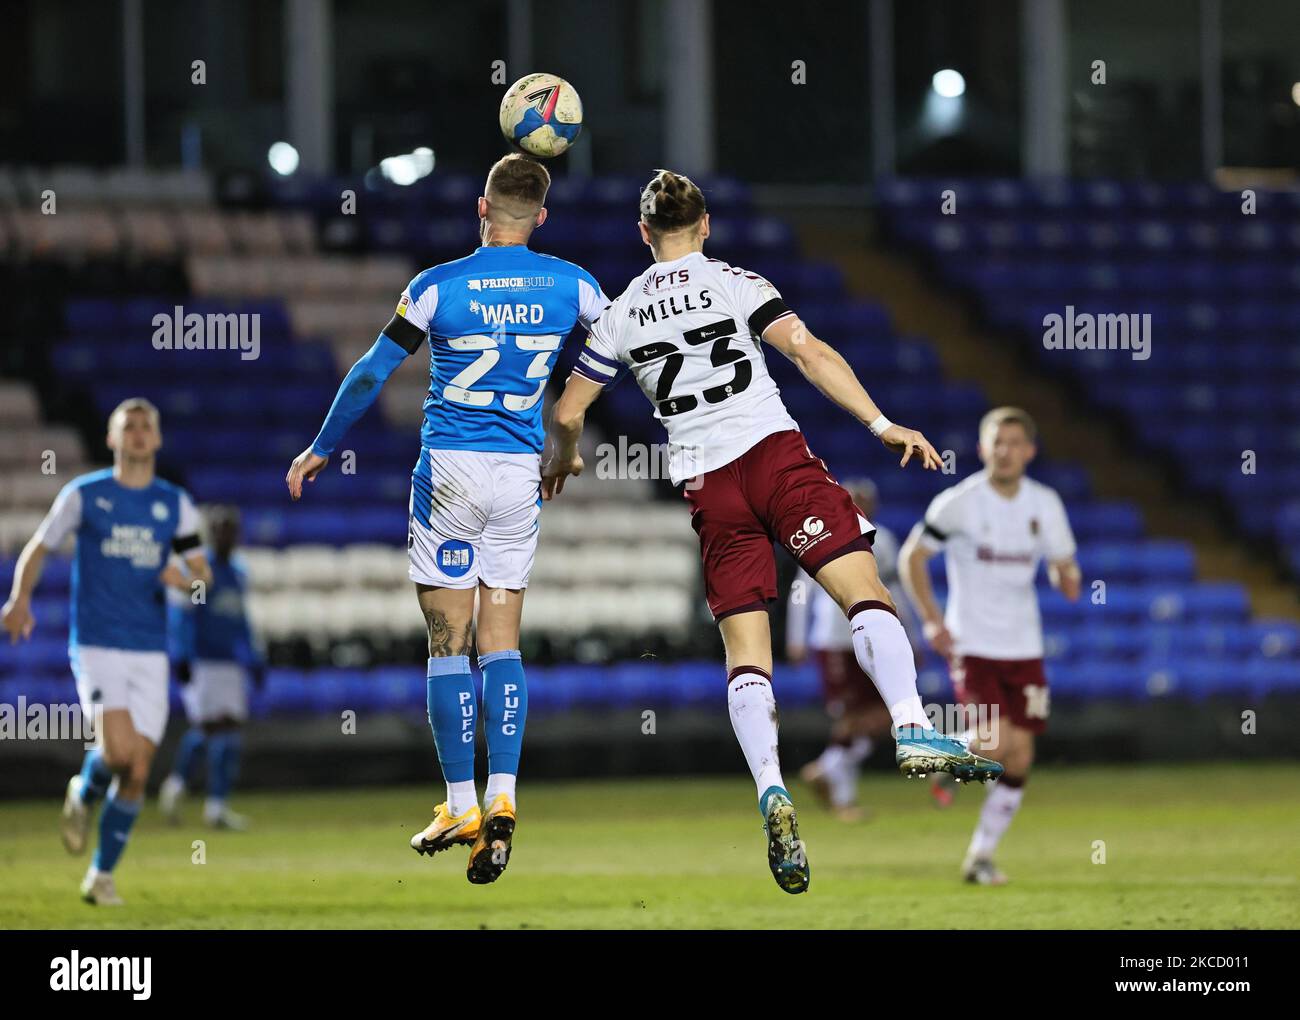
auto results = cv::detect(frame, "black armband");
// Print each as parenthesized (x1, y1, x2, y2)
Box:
(382, 315, 428, 354)
(172, 534, 202, 554)
(749, 298, 792, 338)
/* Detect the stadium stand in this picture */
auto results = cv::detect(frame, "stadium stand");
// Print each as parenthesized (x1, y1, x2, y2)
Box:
(2, 167, 1297, 724)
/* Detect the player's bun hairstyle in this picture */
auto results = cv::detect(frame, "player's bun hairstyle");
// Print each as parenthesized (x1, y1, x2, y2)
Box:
(485, 153, 551, 211)
(640, 169, 706, 236)
(979, 406, 1038, 443)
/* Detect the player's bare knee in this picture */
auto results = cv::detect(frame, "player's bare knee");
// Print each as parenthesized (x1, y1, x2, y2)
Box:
(101, 745, 132, 773)
(100, 731, 138, 773)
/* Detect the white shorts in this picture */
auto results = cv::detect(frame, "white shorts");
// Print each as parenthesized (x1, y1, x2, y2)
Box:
(408, 447, 541, 590)
(70, 645, 169, 746)
(181, 660, 249, 724)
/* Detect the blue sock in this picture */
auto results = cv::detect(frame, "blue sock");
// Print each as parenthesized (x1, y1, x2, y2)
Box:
(92, 796, 141, 873)
(173, 728, 206, 784)
(78, 748, 113, 806)
(426, 656, 476, 783)
(479, 650, 527, 778)
(208, 730, 242, 800)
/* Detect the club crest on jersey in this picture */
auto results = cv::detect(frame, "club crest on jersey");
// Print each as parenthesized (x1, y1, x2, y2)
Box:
(436, 539, 474, 578)
(151, 501, 169, 521)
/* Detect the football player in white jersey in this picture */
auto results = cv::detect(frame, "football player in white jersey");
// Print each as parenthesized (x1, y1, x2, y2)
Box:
(787, 479, 920, 820)
(541, 169, 1002, 894)
(900, 407, 1080, 885)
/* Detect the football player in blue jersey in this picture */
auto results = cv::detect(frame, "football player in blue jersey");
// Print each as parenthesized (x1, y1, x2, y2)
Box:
(286, 154, 608, 884)
(159, 506, 264, 831)
(3, 398, 212, 905)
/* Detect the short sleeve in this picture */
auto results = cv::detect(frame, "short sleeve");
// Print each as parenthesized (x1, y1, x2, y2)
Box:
(721, 266, 794, 339)
(172, 491, 205, 559)
(383, 272, 437, 353)
(917, 486, 965, 551)
(1040, 488, 1077, 562)
(572, 310, 623, 386)
(576, 271, 611, 331)
(33, 483, 82, 551)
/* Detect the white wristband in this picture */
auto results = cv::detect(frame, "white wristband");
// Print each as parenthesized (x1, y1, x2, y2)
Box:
(868, 414, 893, 437)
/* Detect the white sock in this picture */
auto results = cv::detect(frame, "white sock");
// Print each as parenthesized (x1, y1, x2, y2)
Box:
(204, 797, 225, 818)
(848, 603, 930, 731)
(816, 744, 846, 774)
(727, 668, 786, 799)
(968, 782, 1024, 859)
(484, 773, 516, 807)
(828, 758, 858, 808)
(846, 735, 874, 764)
(446, 780, 478, 817)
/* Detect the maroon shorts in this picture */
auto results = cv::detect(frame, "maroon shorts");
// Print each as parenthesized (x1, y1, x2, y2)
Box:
(952, 655, 1050, 734)
(684, 429, 875, 620)
(814, 649, 887, 716)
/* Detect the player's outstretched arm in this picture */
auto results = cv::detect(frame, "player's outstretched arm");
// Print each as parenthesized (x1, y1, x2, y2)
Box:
(1, 534, 47, 643)
(763, 316, 941, 470)
(541, 373, 605, 500)
(287, 334, 411, 500)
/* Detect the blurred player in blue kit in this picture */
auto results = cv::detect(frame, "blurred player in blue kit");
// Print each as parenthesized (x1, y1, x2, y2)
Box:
(159, 505, 265, 830)
(286, 154, 608, 884)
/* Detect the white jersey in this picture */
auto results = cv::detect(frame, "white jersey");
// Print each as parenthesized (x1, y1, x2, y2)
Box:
(914, 472, 1076, 660)
(788, 525, 902, 652)
(574, 251, 799, 483)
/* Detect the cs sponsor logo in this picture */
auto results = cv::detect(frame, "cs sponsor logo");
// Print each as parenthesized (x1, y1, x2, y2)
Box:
(788, 516, 827, 551)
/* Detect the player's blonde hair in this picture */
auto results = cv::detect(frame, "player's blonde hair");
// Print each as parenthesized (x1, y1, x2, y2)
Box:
(639, 169, 706, 238)
(485, 153, 551, 216)
(108, 397, 161, 432)
(979, 406, 1037, 443)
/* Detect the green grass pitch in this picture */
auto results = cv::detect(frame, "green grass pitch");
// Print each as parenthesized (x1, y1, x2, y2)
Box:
(1, 763, 1297, 929)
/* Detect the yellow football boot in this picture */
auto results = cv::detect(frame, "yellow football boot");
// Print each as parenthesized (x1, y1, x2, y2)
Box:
(466, 794, 516, 885)
(410, 802, 481, 856)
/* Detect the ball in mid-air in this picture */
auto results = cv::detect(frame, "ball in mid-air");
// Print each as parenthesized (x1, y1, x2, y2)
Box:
(499, 73, 583, 158)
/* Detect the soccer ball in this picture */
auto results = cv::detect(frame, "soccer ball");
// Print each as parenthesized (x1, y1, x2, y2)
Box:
(499, 73, 583, 158)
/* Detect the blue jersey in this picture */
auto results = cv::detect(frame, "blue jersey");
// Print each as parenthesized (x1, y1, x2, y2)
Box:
(396, 245, 608, 454)
(168, 551, 258, 665)
(34, 469, 203, 652)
